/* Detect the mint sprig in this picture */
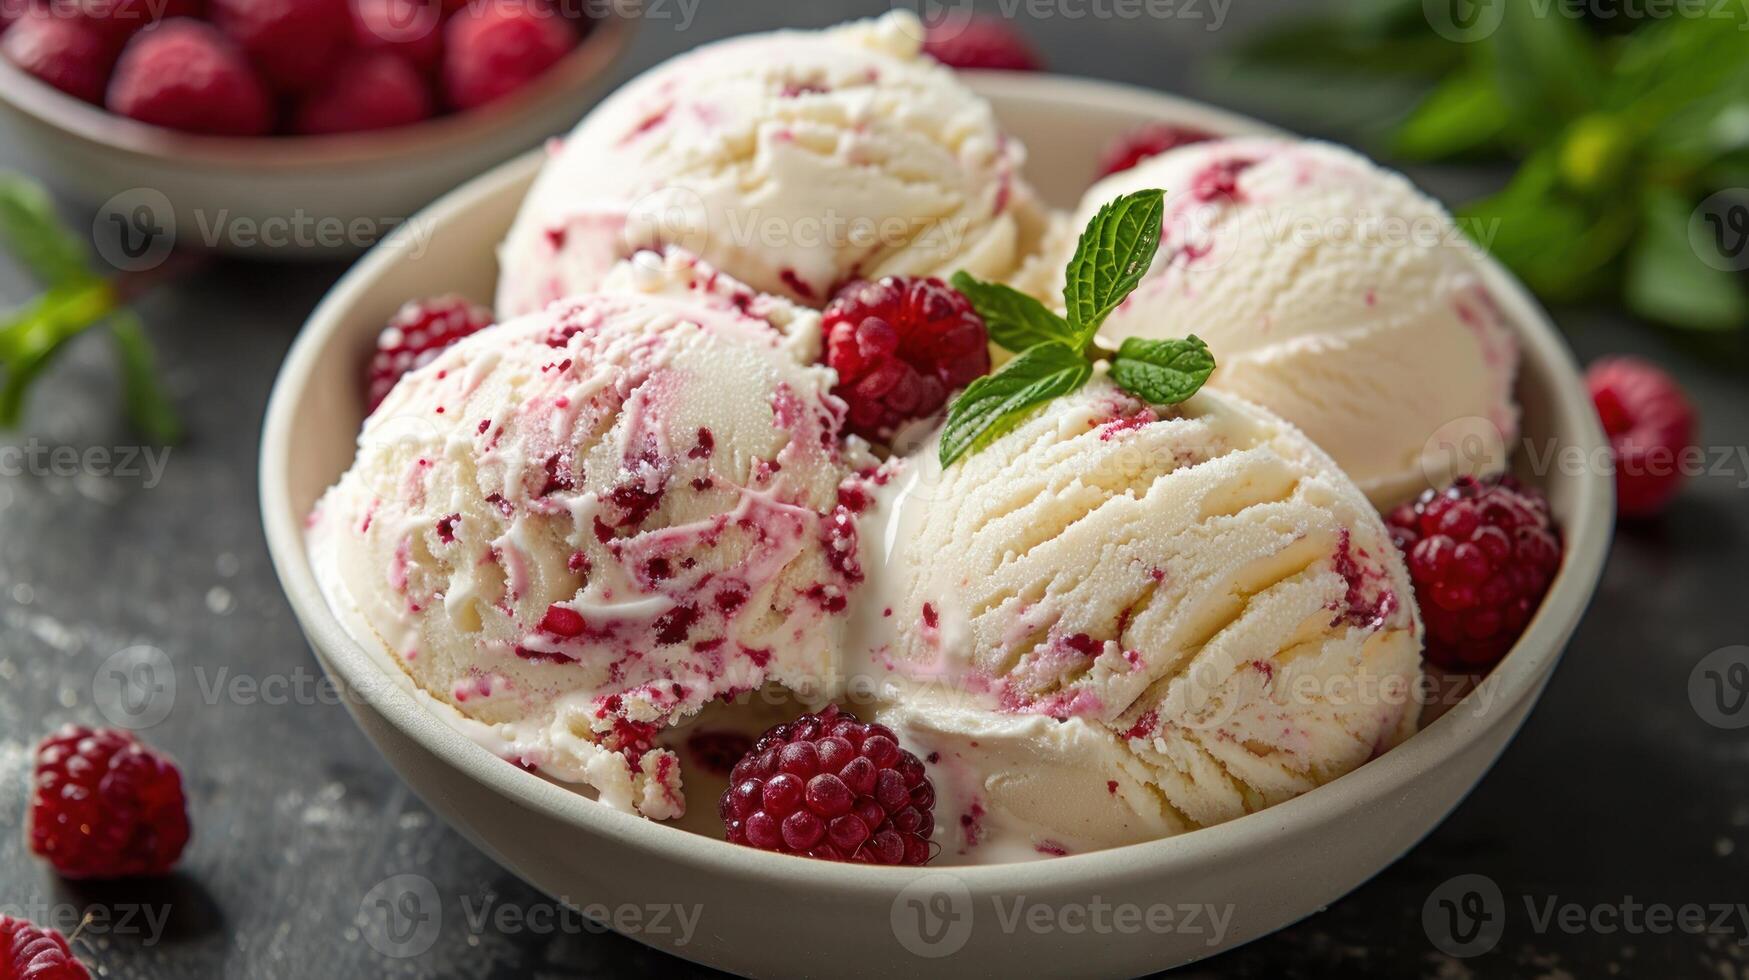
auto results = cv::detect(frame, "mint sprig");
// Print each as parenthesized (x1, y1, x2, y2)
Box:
(940, 188, 1215, 467)
(0, 174, 181, 442)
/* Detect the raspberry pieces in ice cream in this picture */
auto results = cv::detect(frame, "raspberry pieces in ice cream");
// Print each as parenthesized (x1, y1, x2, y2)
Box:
(1066, 138, 1521, 508)
(875, 380, 1423, 858)
(309, 286, 869, 819)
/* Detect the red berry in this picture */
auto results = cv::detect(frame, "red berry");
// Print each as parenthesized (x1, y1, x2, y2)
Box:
(822, 276, 991, 441)
(1096, 124, 1215, 179)
(441, 0, 574, 111)
(720, 705, 934, 866)
(292, 49, 431, 134)
(54, 0, 202, 42)
(1386, 477, 1563, 671)
(0, 916, 89, 980)
(1586, 356, 1697, 519)
(208, 0, 348, 94)
(1, 8, 118, 104)
(348, 0, 439, 72)
(29, 725, 190, 879)
(107, 19, 273, 135)
(366, 295, 493, 411)
(921, 15, 1041, 72)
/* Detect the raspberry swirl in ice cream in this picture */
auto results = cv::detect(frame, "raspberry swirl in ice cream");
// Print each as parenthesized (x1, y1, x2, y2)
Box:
(310, 276, 874, 819)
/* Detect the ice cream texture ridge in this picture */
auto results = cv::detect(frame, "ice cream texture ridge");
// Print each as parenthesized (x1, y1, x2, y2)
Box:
(496, 11, 1049, 319)
(307, 14, 1542, 863)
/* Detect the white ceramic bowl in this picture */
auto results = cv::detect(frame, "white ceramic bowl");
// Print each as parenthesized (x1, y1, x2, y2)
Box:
(261, 73, 1612, 977)
(0, 13, 632, 259)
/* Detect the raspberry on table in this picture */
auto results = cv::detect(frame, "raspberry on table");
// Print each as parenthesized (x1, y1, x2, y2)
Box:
(1586, 356, 1697, 519)
(822, 276, 991, 442)
(719, 705, 935, 866)
(106, 19, 274, 136)
(366, 295, 494, 412)
(209, 0, 349, 94)
(441, 0, 575, 111)
(1387, 477, 1563, 672)
(1096, 124, 1216, 178)
(29, 726, 190, 880)
(921, 15, 1042, 72)
(1, 9, 119, 105)
(292, 49, 431, 135)
(1, 916, 89, 980)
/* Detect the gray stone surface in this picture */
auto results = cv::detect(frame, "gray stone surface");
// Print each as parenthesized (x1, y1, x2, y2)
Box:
(1, 1, 1745, 977)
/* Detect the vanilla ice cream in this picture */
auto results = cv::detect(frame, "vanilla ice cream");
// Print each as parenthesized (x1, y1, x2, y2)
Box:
(868, 379, 1423, 860)
(496, 11, 1048, 318)
(309, 283, 872, 819)
(1066, 138, 1519, 507)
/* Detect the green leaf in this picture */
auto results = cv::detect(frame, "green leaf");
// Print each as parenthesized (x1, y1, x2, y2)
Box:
(1062, 189, 1165, 341)
(939, 344, 1092, 467)
(110, 313, 182, 443)
(0, 280, 118, 427)
(0, 175, 95, 289)
(1390, 67, 1511, 161)
(1458, 151, 1635, 302)
(1625, 187, 1746, 332)
(1110, 335, 1217, 406)
(949, 271, 1075, 354)
(1487, 2, 1604, 133)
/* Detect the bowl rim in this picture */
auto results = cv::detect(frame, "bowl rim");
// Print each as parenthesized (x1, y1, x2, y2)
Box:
(260, 71, 1613, 892)
(0, 10, 633, 171)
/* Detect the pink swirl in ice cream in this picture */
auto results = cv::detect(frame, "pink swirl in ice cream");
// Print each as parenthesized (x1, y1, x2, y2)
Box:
(309, 284, 869, 818)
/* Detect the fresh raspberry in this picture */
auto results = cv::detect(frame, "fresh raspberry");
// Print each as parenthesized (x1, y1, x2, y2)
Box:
(1387, 477, 1563, 671)
(440, 0, 574, 111)
(1586, 357, 1697, 519)
(348, 0, 440, 72)
(366, 295, 493, 411)
(52, 0, 202, 41)
(208, 0, 348, 93)
(292, 49, 431, 134)
(823, 276, 991, 441)
(922, 15, 1041, 71)
(0, 916, 89, 980)
(1096, 124, 1216, 178)
(106, 19, 273, 135)
(1, 9, 118, 104)
(720, 705, 935, 866)
(29, 725, 190, 879)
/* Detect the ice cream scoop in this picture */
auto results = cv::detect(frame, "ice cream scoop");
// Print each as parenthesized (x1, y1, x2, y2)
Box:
(495, 11, 1048, 318)
(1065, 138, 1520, 507)
(309, 281, 871, 819)
(868, 378, 1424, 860)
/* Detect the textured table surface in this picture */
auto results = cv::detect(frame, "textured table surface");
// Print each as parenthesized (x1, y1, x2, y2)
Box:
(2, 2, 1746, 977)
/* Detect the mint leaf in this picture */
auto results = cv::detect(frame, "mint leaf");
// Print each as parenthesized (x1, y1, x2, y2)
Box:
(1062, 189, 1165, 341)
(950, 271, 1075, 353)
(1625, 187, 1746, 332)
(1390, 67, 1509, 161)
(110, 313, 183, 443)
(0, 176, 95, 289)
(939, 344, 1092, 467)
(1110, 336, 1216, 406)
(1488, 2, 1604, 135)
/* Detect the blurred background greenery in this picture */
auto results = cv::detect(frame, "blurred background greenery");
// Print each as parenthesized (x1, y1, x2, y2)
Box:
(1213, 0, 1749, 349)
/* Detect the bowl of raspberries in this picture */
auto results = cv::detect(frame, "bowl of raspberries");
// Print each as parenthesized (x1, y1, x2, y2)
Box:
(0, 0, 633, 255)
